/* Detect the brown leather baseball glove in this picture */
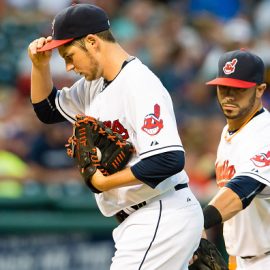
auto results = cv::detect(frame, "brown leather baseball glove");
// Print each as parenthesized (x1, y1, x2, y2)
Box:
(66, 114, 135, 192)
(189, 238, 228, 270)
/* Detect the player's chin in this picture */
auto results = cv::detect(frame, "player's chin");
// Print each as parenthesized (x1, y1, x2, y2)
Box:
(84, 74, 99, 81)
(83, 75, 91, 81)
(223, 109, 239, 119)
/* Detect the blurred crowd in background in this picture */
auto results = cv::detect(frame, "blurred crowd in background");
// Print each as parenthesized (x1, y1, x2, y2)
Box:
(1, 0, 270, 204)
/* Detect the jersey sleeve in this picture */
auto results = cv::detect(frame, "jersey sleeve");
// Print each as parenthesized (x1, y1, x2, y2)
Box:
(124, 67, 184, 159)
(225, 176, 266, 208)
(234, 143, 270, 188)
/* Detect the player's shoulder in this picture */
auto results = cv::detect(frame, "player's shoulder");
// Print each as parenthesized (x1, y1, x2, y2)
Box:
(262, 107, 270, 118)
(123, 57, 166, 92)
(244, 108, 270, 145)
(124, 57, 159, 81)
(253, 108, 270, 128)
(60, 77, 103, 103)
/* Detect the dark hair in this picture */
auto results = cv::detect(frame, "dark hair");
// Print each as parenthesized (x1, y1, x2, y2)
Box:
(95, 29, 116, 42)
(63, 29, 116, 51)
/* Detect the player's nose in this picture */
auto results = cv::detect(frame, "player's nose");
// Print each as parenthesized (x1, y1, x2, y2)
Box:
(66, 63, 75, 72)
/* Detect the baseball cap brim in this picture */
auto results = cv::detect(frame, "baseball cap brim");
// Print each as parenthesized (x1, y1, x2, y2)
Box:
(37, 38, 74, 52)
(206, 77, 256, 88)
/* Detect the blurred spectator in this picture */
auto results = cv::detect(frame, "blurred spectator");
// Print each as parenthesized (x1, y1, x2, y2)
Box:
(7, 0, 34, 10)
(27, 123, 81, 183)
(0, 119, 32, 198)
(7, 0, 70, 13)
(187, 0, 242, 21)
(36, 0, 71, 16)
(223, 17, 253, 46)
(0, 88, 42, 158)
(179, 116, 225, 204)
(254, 0, 270, 35)
(0, 144, 29, 198)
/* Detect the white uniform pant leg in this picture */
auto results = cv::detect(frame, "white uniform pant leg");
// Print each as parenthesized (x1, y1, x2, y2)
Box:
(110, 187, 204, 270)
(236, 254, 270, 270)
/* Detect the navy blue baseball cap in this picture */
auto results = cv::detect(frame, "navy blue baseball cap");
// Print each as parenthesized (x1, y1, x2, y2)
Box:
(38, 4, 110, 52)
(206, 49, 265, 88)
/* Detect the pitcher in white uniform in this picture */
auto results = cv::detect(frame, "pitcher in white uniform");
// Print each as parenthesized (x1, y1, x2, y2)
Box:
(203, 49, 270, 270)
(27, 3, 203, 270)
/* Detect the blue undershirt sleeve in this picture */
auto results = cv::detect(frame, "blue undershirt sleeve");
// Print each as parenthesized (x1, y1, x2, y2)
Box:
(32, 87, 67, 124)
(225, 176, 266, 209)
(130, 150, 185, 188)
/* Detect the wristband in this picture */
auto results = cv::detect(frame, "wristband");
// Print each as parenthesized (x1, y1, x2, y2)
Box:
(203, 205, 222, 229)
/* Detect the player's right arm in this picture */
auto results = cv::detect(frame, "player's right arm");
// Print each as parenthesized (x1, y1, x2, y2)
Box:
(28, 37, 53, 103)
(203, 176, 266, 230)
(28, 37, 68, 124)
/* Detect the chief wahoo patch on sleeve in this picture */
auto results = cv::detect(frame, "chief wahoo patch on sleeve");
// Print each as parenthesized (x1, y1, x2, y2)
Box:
(141, 104, 164, 135)
(250, 150, 270, 167)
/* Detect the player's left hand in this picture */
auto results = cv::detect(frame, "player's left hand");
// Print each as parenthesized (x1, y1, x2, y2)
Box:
(66, 114, 135, 193)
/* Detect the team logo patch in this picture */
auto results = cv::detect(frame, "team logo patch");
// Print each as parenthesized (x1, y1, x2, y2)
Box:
(250, 151, 270, 167)
(223, 58, 238, 75)
(141, 104, 164, 136)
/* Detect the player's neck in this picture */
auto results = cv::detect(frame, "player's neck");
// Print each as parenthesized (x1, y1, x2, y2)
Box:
(102, 43, 130, 81)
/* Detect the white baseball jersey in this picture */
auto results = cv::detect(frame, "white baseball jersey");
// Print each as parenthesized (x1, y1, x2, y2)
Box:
(55, 57, 189, 216)
(215, 108, 270, 258)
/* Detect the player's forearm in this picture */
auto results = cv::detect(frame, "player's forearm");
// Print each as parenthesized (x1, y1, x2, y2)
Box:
(91, 167, 142, 191)
(209, 187, 243, 222)
(31, 64, 53, 103)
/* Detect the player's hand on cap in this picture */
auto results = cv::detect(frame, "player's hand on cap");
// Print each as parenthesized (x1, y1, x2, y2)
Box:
(28, 37, 53, 65)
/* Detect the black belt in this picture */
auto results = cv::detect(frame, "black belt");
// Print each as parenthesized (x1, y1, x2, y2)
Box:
(115, 183, 188, 223)
(241, 250, 270, 259)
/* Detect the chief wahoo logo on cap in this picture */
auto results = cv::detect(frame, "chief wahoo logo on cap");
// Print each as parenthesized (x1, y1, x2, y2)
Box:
(223, 58, 238, 75)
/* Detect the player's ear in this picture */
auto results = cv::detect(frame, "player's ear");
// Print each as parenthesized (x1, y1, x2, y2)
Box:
(85, 35, 97, 47)
(256, 83, 266, 98)
(85, 34, 101, 52)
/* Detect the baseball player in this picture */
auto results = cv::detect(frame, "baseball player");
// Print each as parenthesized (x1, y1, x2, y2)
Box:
(28, 4, 203, 270)
(202, 49, 270, 270)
